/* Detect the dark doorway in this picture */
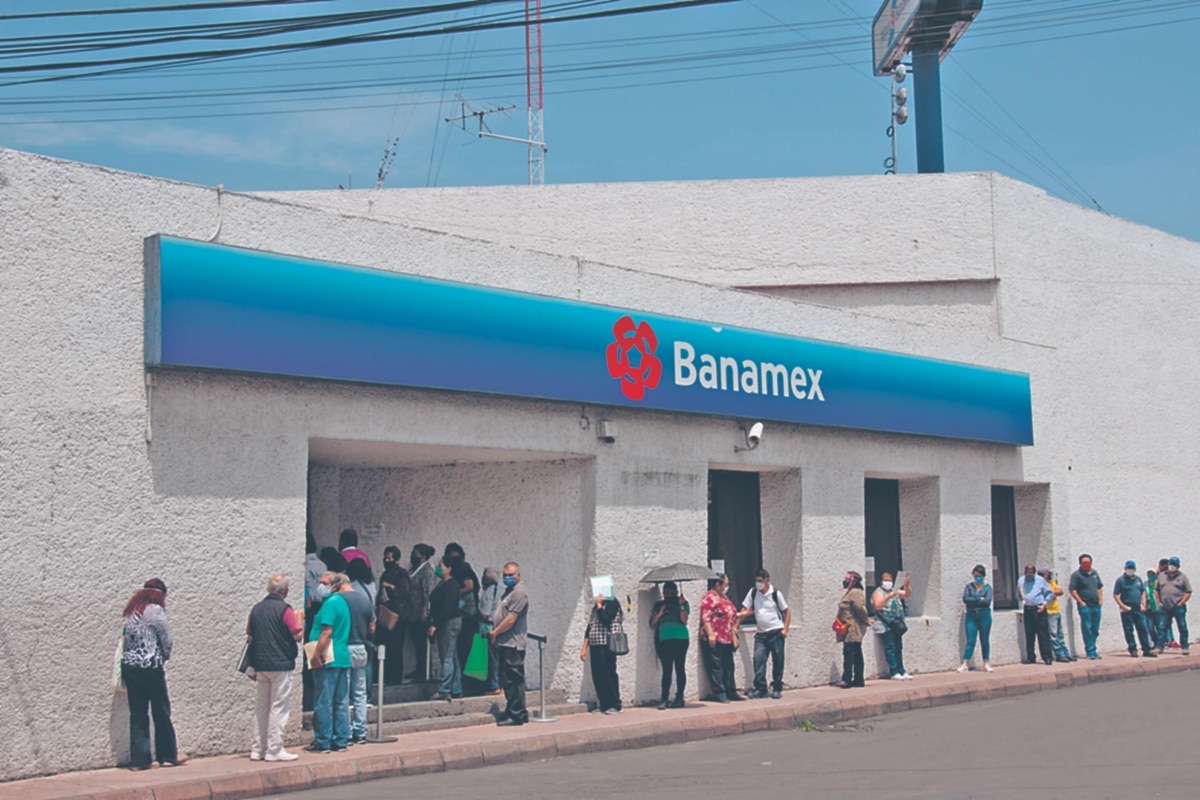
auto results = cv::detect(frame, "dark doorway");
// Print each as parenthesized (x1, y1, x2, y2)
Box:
(865, 478, 902, 599)
(707, 470, 763, 604)
(991, 485, 1019, 610)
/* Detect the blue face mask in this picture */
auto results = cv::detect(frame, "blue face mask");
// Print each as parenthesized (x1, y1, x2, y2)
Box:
(503, 575, 517, 588)
(316, 583, 332, 599)
(974, 576, 985, 585)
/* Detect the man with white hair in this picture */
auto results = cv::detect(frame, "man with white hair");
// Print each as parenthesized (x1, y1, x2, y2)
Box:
(246, 574, 304, 762)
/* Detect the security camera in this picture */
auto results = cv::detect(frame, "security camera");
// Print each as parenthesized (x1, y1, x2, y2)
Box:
(893, 64, 907, 83)
(747, 422, 764, 447)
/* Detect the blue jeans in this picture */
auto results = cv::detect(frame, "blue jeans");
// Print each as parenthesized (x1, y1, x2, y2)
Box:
(963, 609, 992, 661)
(1047, 613, 1071, 659)
(1077, 604, 1102, 658)
(752, 630, 785, 693)
(349, 644, 369, 739)
(1160, 606, 1190, 651)
(436, 617, 463, 695)
(312, 666, 350, 749)
(1119, 609, 1153, 654)
(882, 627, 905, 676)
(1157, 608, 1175, 645)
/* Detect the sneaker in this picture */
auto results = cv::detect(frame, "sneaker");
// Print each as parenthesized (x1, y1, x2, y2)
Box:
(265, 750, 299, 762)
(603, 708, 623, 715)
(1168, 641, 1182, 649)
(983, 662, 994, 673)
(770, 689, 782, 699)
(890, 674, 906, 680)
(351, 735, 368, 744)
(304, 744, 330, 753)
(901, 673, 914, 680)
(746, 690, 767, 699)
(161, 755, 188, 767)
(1129, 650, 1139, 657)
(657, 699, 669, 710)
(956, 662, 969, 673)
(1144, 651, 1158, 658)
(670, 697, 686, 708)
(249, 752, 263, 762)
(1184, 649, 1190, 656)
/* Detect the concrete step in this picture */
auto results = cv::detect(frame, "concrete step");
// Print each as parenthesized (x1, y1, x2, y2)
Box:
(302, 687, 572, 730)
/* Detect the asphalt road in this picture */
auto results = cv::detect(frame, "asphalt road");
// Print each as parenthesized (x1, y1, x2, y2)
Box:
(282, 670, 1199, 800)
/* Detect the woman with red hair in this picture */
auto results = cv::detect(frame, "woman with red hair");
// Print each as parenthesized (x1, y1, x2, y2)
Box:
(121, 578, 186, 770)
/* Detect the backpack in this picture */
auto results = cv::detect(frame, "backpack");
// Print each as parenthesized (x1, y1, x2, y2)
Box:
(750, 587, 781, 612)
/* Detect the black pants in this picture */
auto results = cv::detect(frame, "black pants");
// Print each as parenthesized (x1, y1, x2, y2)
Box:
(378, 619, 406, 685)
(657, 638, 688, 701)
(498, 646, 527, 723)
(1023, 606, 1053, 662)
(701, 639, 739, 700)
(122, 664, 178, 766)
(841, 641, 864, 686)
(407, 620, 429, 681)
(589, 646, 622, 711)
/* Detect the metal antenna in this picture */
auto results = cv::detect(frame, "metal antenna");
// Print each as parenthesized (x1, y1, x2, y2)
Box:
(445, 93, 546, 184)
(525, 0, 546, 186)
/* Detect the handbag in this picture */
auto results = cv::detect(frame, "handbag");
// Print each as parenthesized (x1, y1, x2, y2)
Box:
(871, 618, 887, 635)
(607, 613, 630, 655)
(831, 618, 849, 636)
(464, 633, 490, 681)
(377, 603, 401, 632)
(888, 616, 908, 635)
(237, 639, 256, 681)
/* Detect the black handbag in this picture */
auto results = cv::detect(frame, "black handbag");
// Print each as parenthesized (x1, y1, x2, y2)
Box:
(888, 616, 908, 635)
(607, 614, 629, 655)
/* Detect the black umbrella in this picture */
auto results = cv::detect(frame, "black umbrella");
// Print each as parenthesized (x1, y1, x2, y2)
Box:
(639, 562, 718, 584)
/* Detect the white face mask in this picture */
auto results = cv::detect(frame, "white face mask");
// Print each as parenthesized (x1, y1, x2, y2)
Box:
(755, 581, 766, 592)
(881, 581, 894, 591)
(1125, 569, 1136, 577)
(1169, 566, 1179, 574)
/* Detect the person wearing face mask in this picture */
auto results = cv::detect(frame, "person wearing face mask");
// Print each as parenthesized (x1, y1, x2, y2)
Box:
(649, 581, 690, 709)
(477, 568, 503, 695)
(872, 571, 912, 680)
(427, 559, 463, 701)
(835, 571, 870, 688)
(1039, 568, 1074, 663)
(1145, 568, 1162, 651)
(405, 544, 438, 682)
(957, 565, 994, 673)
(1113, 560, 1156, 658)
(738, 568, 790, 699)
(1069, 554, 1105, 660)
(1018, 563, 1054, 665)
(377, 546, 411, 686)
(490, 562, 530, 726)
(699, 574, 744, 703)
(307, 572, 351, 753)
(1154, 556, 1192, 655)
(246, 574, 304, 762)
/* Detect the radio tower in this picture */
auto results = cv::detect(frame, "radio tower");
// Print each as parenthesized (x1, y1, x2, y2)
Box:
(525, 0, 546, 185)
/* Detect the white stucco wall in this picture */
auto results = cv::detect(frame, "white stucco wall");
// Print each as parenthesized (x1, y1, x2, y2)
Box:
(3, 147, 1200, 780)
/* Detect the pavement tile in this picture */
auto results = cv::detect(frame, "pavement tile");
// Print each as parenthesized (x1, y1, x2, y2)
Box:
(479, 738, 523, 766)
(735, 707, 770, 734)
(620, 724, 660, 751)
(904, 687, 933, 709)
(710, 712, 743, 738)
(680, 714, 716, 742)
(840, 694, 886, 719)
(400, 750, 445, 776)
(926, 682, 970, 708)
(439, 744, 484, 771)
(515, 735, 557, 763)
(307, 759, 359, 790)
(259, 765, 312, 796)
(1054, 671, 1074, 689)
(151, 781, 211, 800)
(649, 720, 688, 745)
(91, 790, 157, 800)
(353, 754, 404, 783)
(764, 706, 797, 731)
(803, 699, 844, 725)
(551, 731, 599, 758)
(208, 774, 263, 800)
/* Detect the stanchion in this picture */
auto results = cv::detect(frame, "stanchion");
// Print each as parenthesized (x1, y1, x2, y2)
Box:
(366, 644, 397, 743)
(527, 633, 557, 723)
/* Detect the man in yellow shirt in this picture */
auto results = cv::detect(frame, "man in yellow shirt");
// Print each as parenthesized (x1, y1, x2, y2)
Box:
(1040, 568, 1075, 662)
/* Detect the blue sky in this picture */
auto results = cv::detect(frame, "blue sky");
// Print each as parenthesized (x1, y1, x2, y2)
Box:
(2, 0, 1198, 242)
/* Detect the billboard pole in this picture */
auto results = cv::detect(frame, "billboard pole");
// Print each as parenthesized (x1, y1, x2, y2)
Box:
(912, 43, 944, 174)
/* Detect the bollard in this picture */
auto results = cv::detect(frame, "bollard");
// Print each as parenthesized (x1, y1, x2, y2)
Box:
(527, 633, 557, 723)
(366, 644, 397, 743)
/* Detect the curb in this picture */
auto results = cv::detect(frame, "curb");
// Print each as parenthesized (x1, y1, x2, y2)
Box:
(12, 654, 1199, 800)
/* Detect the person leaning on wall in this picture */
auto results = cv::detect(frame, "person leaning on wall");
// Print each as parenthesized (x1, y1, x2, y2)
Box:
(581, 590, 625, 714)
(649, 580, 690, 709)
(957, 564, 995, 673)
(834, 571, 869, 689)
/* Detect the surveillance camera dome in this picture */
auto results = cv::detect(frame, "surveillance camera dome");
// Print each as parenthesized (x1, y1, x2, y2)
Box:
(747, 421, 764, 444)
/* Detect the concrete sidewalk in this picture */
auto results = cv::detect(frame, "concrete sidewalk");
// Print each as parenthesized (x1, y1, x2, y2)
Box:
(9, 651, 1198, 800)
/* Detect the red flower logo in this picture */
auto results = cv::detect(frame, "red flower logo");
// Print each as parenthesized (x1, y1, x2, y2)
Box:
(606, 315, 662, 401)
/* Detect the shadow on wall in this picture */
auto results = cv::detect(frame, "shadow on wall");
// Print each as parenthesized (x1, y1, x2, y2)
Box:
(109, 691, 130, 765)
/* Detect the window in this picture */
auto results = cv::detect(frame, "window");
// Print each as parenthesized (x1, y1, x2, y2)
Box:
(864, 478, 902, 601)
(991, 485, 1019, 610)
(707, 470, 762, 611)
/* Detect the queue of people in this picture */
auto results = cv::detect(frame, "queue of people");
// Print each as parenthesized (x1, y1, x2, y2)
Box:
(116, 547, 1191, 769)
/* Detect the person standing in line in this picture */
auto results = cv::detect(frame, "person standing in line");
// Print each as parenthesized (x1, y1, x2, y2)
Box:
(738, 568, 790, 699)
(490, 561, 530, 726)
(338, 528, 370, 568)
(872, 571, 912, 680)
(427, 558, 463, 701)
(406, 543, 438, 682)
(1113, 560, 1156, 658)
(121, 578, 187, 770)
(1145, 568, 1162, 651)
(444, 543, 482, 695)
(649, 581, 690, 709)
(699, 573, 745, 703)
(1039, 568, 1074, 663)
(835, 571, 869, 688)
(1155, 556, 1192, 655)
(1018, 563, 1054, 665)
(305, 533, 326, 623)
(478, 567, 504, 695)
(246, 574, 304, 762)
(1154, 559, 1178, 649)
(377, 546, 410, 686)
(958, 564, 995, 673)
(306, 572, 351, 753)
(1069, 554, 1105, 660)
(581, 592, 625, 714)
(341, 564, 376, 742)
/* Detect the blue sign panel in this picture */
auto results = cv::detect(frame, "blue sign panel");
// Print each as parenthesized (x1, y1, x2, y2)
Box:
(145, 236, 1033, 445)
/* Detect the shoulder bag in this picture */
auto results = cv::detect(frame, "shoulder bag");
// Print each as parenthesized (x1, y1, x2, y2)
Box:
(607, 613, 630, 655)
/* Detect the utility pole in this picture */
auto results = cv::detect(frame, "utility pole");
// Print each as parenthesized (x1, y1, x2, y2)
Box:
(525, 0, 546, 185)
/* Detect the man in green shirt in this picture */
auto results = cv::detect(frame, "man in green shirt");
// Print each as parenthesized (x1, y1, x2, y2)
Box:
(307, 572, 351, 752)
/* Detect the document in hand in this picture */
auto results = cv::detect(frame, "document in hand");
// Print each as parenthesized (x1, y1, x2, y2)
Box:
(589, 574, 615, 600)
(303, 639, 333, 668)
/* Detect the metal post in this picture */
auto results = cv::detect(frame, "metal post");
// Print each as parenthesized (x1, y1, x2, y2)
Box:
(912, 42, 944, 174)
(528, 633, 556, 723)
(366, 644, 397, 743)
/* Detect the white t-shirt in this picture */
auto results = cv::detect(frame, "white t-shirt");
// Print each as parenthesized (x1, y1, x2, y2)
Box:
(742, 585, 788, 633)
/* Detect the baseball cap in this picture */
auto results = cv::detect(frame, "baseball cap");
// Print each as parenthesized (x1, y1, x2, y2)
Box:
(1125, 560, 1136, 569)
(1169, 556, 1181, 566)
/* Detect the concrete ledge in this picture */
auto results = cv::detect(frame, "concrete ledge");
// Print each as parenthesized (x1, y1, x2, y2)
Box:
(12, 653, 1200, 800)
